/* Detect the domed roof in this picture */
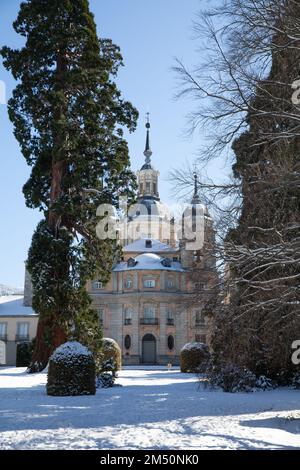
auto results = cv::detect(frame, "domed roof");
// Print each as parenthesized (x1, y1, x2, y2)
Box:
(113, 252, 185, 272)
(135, 253, 162, 265)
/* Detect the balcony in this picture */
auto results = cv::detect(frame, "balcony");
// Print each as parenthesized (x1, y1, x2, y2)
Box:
(124, 318, 132, 325)
(15, 334, 30, 342)
(140, 318, 159, 325)
(166, 319, 174, 326)
(0, 334, 7, 342)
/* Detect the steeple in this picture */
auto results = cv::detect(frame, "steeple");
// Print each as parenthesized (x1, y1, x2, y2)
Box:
(191, 172, 201, 204)
(141, 113, 153, 170)
(137, 113, 160, 202)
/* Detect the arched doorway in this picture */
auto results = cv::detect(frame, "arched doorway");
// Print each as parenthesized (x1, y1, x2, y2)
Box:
(142, 334, 156, 364)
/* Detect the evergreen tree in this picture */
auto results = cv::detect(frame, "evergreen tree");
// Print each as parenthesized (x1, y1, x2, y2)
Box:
(1, 0, 138, 371)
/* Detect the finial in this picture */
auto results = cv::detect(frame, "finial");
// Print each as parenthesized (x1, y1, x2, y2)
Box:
(191, 170, 201, 204)
(143, 112, 152, 163)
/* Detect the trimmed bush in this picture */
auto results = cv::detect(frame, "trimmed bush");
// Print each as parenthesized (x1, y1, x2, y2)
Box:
(96, 371, 116, 388)
(46, 341, 96, 396)
(16, 341, 34, 367)
(101, 338, 121, 372)
(180, 342, 210, 373)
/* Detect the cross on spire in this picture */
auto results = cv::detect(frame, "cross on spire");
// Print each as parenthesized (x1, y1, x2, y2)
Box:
(144, 113, 152, 164)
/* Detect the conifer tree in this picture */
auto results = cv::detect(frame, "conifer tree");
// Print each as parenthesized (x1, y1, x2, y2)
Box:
(1, 0, 138, 371)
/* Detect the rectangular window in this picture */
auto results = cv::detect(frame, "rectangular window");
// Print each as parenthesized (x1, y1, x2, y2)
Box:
(17, 322, 29, 341)
(98, 307, 104, 326)
(146, 182, 151, 192)
(167, 279, 174, 288)
(167, 311, 174, 325)
(0, 323, 7, 340)
(195, 311, 205, 326)
(124, 307, 132, 325)
(153, 183, 157, 194)
(125, 278, 132, 289)
(144, 305, 155, 318)
(139, 183, 143, 193)
(144, 279, 155, 288)
(93, 280, 104, 289)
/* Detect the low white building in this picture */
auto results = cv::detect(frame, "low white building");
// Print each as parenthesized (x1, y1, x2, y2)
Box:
(0, 296, 38, 366)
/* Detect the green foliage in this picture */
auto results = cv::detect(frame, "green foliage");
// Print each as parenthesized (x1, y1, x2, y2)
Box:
(46, 341, 96, 396)
(101, 338, 121, 372)
(1, 0, 138, 369)
(16, 340, 35, 367)
(180, 342, 210, 373)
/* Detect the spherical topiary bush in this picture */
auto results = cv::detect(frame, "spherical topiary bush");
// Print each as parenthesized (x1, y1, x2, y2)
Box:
(180, 342, 211, 373)
(101, 338, 121, 372)
(46, 341, 96, 396)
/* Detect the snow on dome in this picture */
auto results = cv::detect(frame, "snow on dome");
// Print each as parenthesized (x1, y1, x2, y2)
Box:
(51, 341, 92, 362)
(135, 253, 162, 263)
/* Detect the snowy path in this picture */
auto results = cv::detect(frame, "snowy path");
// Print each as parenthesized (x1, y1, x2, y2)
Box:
(0, 366, 299, 450)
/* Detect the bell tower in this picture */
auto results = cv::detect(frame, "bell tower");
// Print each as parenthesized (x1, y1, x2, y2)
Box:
(136, 114, 160, 201)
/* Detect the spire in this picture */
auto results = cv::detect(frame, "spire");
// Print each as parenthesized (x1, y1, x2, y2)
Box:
(142, 112, 153, 168)
(191, 172, 201, 204)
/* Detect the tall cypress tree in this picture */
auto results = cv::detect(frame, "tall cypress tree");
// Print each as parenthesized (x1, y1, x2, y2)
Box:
(1, 0, 138, 371)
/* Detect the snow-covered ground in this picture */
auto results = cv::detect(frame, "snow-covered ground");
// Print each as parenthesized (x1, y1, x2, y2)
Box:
(0, 366, 299, 450)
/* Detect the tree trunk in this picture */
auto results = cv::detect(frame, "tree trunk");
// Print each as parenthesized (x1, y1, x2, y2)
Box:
(28, 52, 69, 373)
(28, 315, 67, 372)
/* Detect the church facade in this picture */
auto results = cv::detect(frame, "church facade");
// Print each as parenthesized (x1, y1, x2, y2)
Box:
(88, 118, 216, 365)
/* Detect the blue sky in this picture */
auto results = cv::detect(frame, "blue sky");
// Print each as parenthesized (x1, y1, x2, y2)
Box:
(0, 0, 223, 288)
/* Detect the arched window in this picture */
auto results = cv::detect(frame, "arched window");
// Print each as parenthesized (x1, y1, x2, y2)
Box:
(167, 335, 174, 351)
(124, 335, 131, 350)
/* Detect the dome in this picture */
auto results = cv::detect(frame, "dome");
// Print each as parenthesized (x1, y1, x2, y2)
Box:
(135, 253, 162, 265)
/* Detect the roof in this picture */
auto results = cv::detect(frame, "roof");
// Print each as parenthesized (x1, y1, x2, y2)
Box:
(113, 252, 186, 272)
(123, 238, 179, 253)
(0, 296, 37, 317)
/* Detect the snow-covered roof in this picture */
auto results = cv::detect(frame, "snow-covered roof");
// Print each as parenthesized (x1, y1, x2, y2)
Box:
(113, 252, 186, 272)
(0, 296, 37, 317)
(123, 238, 179, 253)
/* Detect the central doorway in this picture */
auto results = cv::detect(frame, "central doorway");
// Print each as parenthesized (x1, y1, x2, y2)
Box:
(142, 334, 156, 364)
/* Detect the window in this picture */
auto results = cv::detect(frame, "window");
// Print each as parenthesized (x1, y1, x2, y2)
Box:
(195, 334, 206, 344)
(167, 279, 174, 288)
(139, 183, 143, 193)
(124, 335, 131, 350)
(124, 307, 132, 325)
(146, 182, 151, 192)
(16, 322, 29, 341)
(125, 278, 132, 289)
(0, 323, 7, 341)
(145, 239, 152, 248)
(167, 311, 174, 326)
(195, 311, 205, 326)
(167, 335, 174, 351)
(198, 283, 206, 290)
(144, 279, 155, 288)
(98, 308, 104, 326)
(153, 183, 157, 194)
(144, 305, 155, 319)
(173, 257, 178, 262)
(93, 280, 104, 289)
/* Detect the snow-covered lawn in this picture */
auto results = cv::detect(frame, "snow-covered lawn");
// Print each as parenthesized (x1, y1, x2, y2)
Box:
(0, 366, 299, 450)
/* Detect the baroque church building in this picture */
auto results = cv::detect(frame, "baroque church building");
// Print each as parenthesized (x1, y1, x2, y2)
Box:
(88, 118, 217, 365)
(19, 118, 216, 366)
